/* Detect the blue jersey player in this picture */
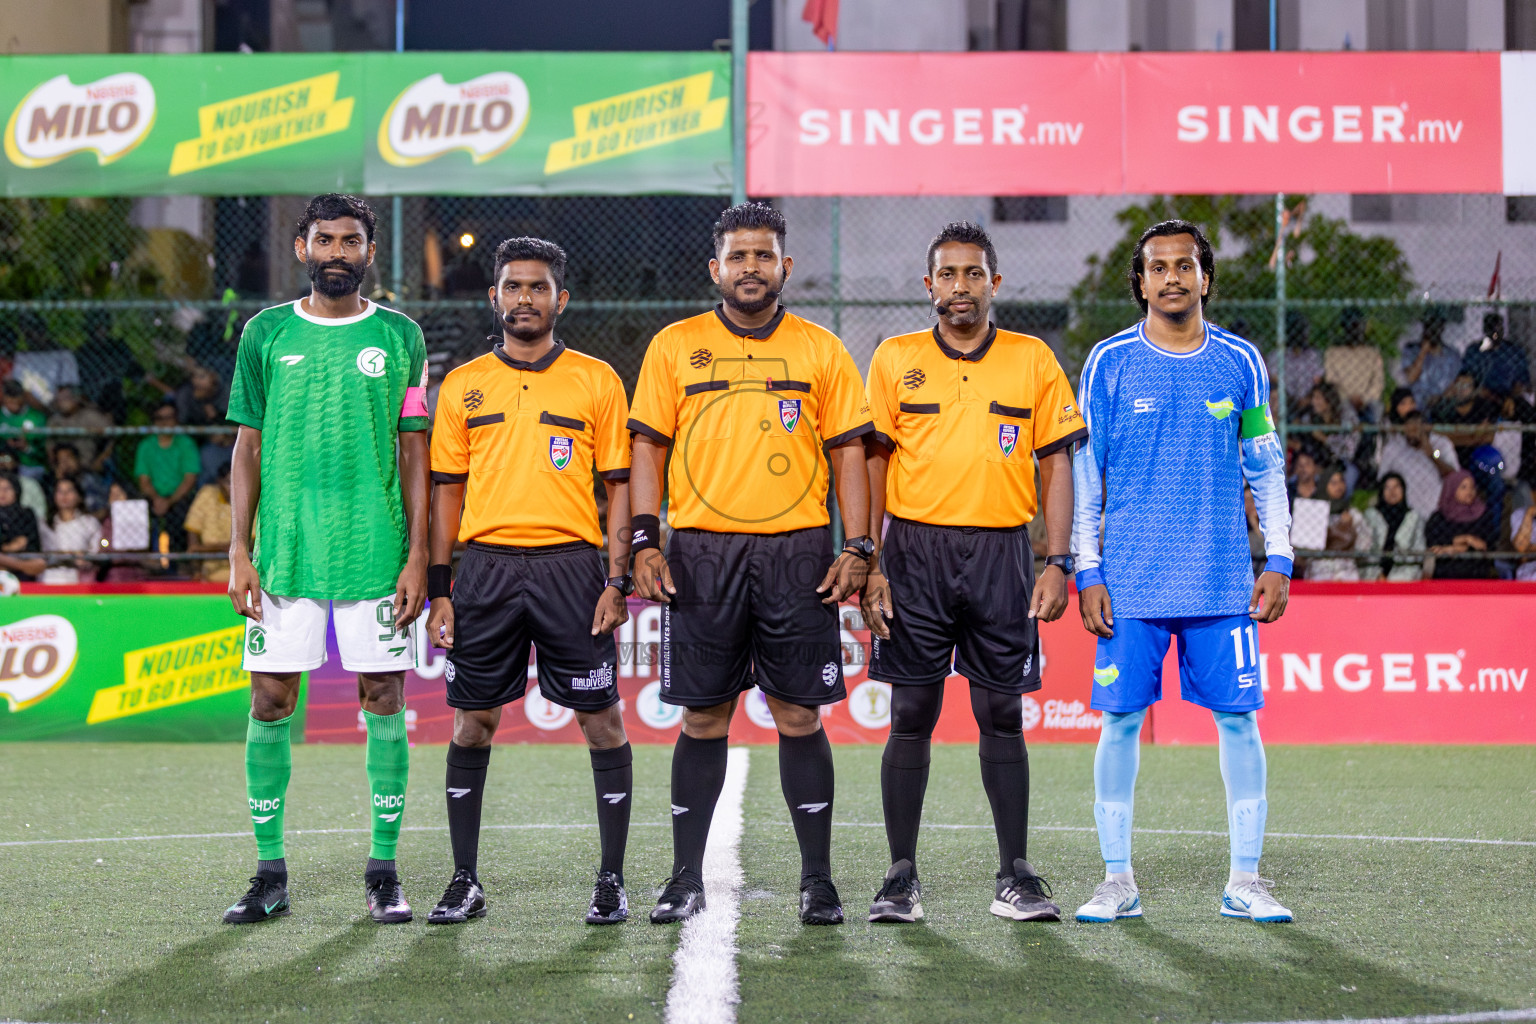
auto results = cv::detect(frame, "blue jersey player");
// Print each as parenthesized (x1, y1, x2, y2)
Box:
(1070, 220, 1295, 924)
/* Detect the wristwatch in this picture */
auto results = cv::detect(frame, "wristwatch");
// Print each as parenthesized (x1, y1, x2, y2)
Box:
(604, 574, 635, 596)
(842, 535, 875, 560)
(1045, 554, 1075, 575)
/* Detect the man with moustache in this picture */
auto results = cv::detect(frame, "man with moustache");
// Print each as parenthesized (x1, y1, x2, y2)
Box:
(424, 237, 636, 926)
(861, 222, 1083, 924)
(627, 202, 873, 925)
(224, 194, 430, 925)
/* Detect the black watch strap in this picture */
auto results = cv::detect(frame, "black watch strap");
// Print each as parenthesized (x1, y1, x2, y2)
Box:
(1045, 554, 1074, 574)
(605, 574, 635, 596)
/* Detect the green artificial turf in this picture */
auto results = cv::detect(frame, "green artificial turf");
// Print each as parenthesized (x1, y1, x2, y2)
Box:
(0, 743, 1531, 1024)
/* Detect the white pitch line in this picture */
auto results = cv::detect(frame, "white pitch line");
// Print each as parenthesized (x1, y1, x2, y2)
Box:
(1229, 1009, 1536, 1024)
(834, 823, 1536, 848)
(664, 746, 750, 1024)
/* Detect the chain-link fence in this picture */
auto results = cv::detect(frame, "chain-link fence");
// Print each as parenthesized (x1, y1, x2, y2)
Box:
(0, 191, 1532, 582)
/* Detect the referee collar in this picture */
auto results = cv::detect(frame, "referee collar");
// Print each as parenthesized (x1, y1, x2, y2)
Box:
(714, 302, 787, 340)
(490, 336, 565, 372)
(931, 323, 997, 362)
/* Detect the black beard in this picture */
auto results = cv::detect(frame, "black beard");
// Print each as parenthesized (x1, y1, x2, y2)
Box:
(719, 272, 784, 316)
(308, 258, 367, 298)
(1157, 301, 1197, 325)
(503, 306, 557, 342)
(941, 300, 987, 328)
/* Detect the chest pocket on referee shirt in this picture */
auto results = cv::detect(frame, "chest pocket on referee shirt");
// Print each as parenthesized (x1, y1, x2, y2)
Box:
(538, 411, 588, 475)
(466, 410, 509, 472)
(984, 401, 1031, 465)
(683, 379, 734, 441)
(896, 401, 942, 461)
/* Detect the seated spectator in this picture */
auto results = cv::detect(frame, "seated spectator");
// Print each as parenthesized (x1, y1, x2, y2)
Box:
(1305, 465, 1370, 581)
(1426, 470, 1499, 579)
(1288, 449, 1321, 505)
(0, 380, 45, 479)
(1386, 387, 1416, 425)
(1462, 312, 1530, 399)
(98, 480, 148, 583)
(1377, 411, 1458, 519)
(199, 429, 235, 486)
(1512, 503, 1536, 582)
(1400, 309, 1462, 411)
(0, 473, 44, 581)
(184, 464, 232, 583)
(173, 364, 230, 429)
(0, 450, 47, 526)
(1324, 306, 1385, 419)
(38, 477, 101, 585)
(134, 402, 200, 553)
(1300, 383, 1360, 491)
(46, 443, 110, 516)
(1432, 373, 1501, 465)
(11, 347, 80, 406)
(1265, 311, 1323, 420)
(46, 385, 114, 472)
(1362, 473, 1426, 582)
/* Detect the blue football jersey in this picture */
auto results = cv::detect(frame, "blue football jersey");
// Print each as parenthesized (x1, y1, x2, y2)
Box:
(1071, 321, 1291, 619)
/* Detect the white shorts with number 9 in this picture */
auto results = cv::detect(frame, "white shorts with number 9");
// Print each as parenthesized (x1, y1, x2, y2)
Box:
(241, 592, 419, 674)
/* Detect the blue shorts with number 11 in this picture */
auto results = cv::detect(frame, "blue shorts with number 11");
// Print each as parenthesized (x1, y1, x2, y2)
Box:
(1090, 614, 1264, 714)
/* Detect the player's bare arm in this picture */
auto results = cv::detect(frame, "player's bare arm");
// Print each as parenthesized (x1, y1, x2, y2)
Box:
(817, 439, 871, 604)
(227, 424, 263, 621)
(394, 430, 430, 631)
(860, 439, 894, 639)
(1031, 449, 1072, 622)
(426, 480, 463, 648)
(592, 478, 632, 636)
(629, 434, 674, 602)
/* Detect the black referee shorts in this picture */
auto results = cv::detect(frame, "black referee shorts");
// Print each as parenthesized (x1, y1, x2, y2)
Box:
(659, 526, 846, 709)
(445, 540, 619, 713)
(868, 517, 1041, 695)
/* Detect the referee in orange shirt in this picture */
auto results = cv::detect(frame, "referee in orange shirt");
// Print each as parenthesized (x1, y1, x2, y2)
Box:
(424, 237, 635, 926)
(862, 222, 1084, 925)
(628, 203, 873, 926)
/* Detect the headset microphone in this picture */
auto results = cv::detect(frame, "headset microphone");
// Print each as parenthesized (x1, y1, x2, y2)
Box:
(927, 293, 952, 318)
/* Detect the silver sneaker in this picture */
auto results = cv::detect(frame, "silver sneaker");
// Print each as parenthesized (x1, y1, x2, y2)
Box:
(1221, 877, 1293, 922)
(1075, 878, 1142, 923)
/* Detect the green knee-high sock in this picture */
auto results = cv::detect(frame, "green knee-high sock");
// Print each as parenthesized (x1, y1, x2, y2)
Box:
(364, 708, 409, 862)
(246, 714, 293, 862)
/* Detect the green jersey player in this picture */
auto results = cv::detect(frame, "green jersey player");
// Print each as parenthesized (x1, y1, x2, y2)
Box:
(222, 194, 430, 925)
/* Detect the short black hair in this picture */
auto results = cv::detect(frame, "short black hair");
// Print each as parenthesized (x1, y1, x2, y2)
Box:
(296, 194, 376, 244)
(492, 236, 568, 292)
(1128, 219, 1216, 314)
(712, 202, 786, 254)
(52, 442, 79, 459)
(1, 380, 23, 399)
(926, 221, 999, 279)
(1484, 311, 1505, 337)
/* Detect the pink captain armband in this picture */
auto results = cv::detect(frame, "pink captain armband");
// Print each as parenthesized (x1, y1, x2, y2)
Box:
(400, 386, 428, 419)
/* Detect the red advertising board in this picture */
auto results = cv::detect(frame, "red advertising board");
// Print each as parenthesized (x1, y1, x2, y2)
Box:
(301, 584, 1532, 746)
(747, 51, 1509, 196)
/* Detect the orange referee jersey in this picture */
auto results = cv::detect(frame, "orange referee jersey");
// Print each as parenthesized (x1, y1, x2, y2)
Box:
(867, 325, 1086, 527)
(628, 305, 872, 534)
(431, 340, 630, 547)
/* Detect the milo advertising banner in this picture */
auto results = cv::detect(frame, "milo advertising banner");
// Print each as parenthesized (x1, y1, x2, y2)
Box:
(0, 52, 730, 196)
(0, 596, 284, 742)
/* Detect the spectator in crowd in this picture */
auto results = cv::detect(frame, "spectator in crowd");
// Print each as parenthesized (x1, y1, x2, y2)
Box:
(1324, 306, 1385, 420)
(46, 385, 114, 473)
(1432, 373, 1500, 465)
(1386, 387, 1417, 425)
(0, 472, 44, 581)
(98, 479, 148, 583)
(1288, 449, 1321, 505)
(0, 451, 47, 526)
(47, 443, 111, 517)
(1461, 312, 1530, 399)
(1300, 382, 1360, 490)
(1377, 411, 1459, 519)
(1362, 472, 1426, 582)
(76, 322, 141, 424)
(1400, 308, 1462, 411)
(1306, 465, 1370, 581)
(1426, 470, 1499, 579)
(1265, 311, 1323, 421)
(38, 477, 101, 585)
(173, 364, 229, 429)
(0, 380, 46, 479)
(1512, 502, 1536, 581)
(133, 402, 200, 552)
(198, 428, 235, 486)
(183, 463, 232, 583)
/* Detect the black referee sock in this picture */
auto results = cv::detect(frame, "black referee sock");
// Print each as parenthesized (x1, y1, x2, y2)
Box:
(589, 742, 633, 882)
(445, 742, 491, 883)
(880, 736, 931, 867)
(670, 733, 728, 887)
(979, 734, 1030, 874)
(778, 727, 835, 881)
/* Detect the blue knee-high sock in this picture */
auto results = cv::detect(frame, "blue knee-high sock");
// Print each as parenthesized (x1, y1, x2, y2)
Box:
(1093, 708, 1147, 874)
(1214, 711, 1267, 874)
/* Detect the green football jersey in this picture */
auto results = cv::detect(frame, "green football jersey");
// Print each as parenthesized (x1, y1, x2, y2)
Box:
(227, 299, 429, 600)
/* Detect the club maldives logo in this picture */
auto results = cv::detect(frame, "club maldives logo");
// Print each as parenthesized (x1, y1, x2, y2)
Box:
(5, 73, 156, 169)
(378, 72, 530, 168)
(0, 615, 79, 712)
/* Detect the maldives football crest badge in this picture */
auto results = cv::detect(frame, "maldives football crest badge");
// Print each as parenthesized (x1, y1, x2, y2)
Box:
(779, 399, 801, 433)
(998, 423, 1019, 458)
(548, 435, 572, 471)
